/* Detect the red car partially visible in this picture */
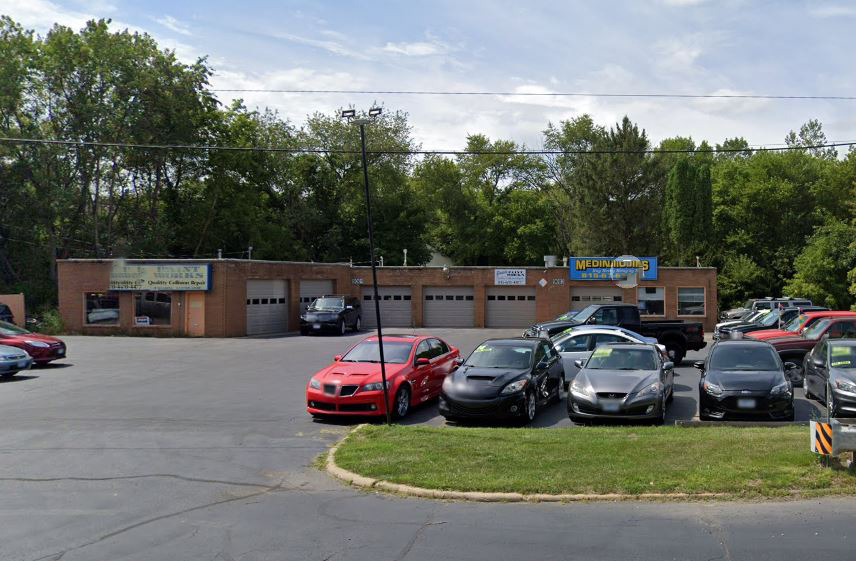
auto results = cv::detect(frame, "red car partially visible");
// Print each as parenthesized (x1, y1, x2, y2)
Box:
(748, 311, 856, 341)
(0, 320, 67, 365)
(306, 334, 460, 419)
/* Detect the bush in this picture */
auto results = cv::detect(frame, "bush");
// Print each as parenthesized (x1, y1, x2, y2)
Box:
(33, 308, 65, 335)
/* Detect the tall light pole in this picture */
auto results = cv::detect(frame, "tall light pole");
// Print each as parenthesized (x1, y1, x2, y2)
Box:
(342, 107, 391, 425)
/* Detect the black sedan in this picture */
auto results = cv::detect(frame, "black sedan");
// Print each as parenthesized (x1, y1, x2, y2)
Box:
(567, 343, 674, 423)
(697, 339, 796, 421)
(804, 339, 856, 417)
(439, 337, 564, 424)
(299, 295, 361, 335)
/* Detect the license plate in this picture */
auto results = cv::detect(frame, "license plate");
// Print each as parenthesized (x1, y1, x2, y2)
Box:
(57, 349, 64, 355)
(602, 402, 621, 412)
(312, 323, 321, 329)
(18, 361, 28, 369)
(737, 398, 756, 409)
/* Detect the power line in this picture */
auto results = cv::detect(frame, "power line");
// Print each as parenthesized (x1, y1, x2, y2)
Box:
(0, 136, 852, 155)
(209, 88, 856, 101)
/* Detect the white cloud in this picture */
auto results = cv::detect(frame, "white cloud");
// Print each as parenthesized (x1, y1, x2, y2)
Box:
(271, 31, 372, 60)
(382, 41, 448, 56)
(0, 0, 93, 31)
(154, 15, 191, 36)
(808, 4, 856, 17)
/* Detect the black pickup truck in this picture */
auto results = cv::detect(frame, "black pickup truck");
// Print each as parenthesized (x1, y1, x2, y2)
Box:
(523, 303, 706, 364)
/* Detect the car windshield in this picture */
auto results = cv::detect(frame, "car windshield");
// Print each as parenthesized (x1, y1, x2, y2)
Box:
(803, 319, 831, 340)
(465, 343, 533, 369)
(782, 314, 807, 332)
(340, 341, 413, 364)
(758, 310, 783, 327)
(556, 311, 577, 320)
(585, 347, 657, 370)
(0, 320, 28, 336)
(710, 346, 779, 371)
(830, 345, 856, 369)
(571, 305, 599, 324)
(309, 297, 344, 311)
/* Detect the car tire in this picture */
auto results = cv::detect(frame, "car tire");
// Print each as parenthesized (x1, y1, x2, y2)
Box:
(393, 385, 411, 420)
(827, 393, 837, 419)
(300, 328, 309, 336)
(666, 343, 685, 365)
(666, 385, 674, 403)
(654, 398, 666, 425)
(338, 320, 346, 336)
(353, 316, 361, 332)
(521, 389, 537, 425)
(551, 376, 564, 404)
(781, 410, 795, 422)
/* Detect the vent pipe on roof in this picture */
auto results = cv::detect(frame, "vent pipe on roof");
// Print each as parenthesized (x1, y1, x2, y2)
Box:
(544, 255, 557, 267)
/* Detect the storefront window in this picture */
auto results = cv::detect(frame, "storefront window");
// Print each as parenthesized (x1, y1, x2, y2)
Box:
(677, 287, 705, 315)
(637, 287, 664, 315)
(134, 292, 172, 326)
(85, 292, 119, 325)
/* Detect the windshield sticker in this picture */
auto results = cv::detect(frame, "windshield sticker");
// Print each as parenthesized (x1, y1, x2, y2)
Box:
(474, 345, 492, 353)
(832, 361, 853, 368)
(592, 347, 613, 358)
(831, 346, 850, 357)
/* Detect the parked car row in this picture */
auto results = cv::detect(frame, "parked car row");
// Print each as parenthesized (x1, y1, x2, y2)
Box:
(719, 297, 813, 320)
(0, 320, 67, 378)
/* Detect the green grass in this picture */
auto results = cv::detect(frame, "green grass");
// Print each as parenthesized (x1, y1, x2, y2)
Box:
(334, 425, 856, 498)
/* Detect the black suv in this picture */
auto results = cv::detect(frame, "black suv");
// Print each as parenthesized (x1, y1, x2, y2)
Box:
(300, 295, 361, 336)
(0, 304, 13, 324)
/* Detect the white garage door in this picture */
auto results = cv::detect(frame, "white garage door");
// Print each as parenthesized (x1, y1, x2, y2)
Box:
(423, 286, 475, 327)
(246, 280, 289, 335)
(300, 279, 335, 313)
(361, 286, 412, 329)
(570, 287, 624, 311)
(486, 286, 536, 328)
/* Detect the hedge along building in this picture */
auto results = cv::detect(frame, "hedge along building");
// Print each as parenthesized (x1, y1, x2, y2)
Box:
(57, 258, 718, 337)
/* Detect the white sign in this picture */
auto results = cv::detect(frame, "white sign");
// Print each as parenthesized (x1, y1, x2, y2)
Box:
(134, 316, 151, 326)
(495, 269, 526, 286)
(538, 278, 548, 288)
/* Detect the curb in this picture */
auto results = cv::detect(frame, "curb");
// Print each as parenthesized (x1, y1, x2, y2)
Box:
(325, 425, 729, 502)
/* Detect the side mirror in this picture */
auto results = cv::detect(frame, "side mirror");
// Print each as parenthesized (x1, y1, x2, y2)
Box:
(663, 361, 674, 370)
(574, 359, 584, 369)
(811, 357, 824, 368)
(693, 360, 705, 370)
(454, 356, 464, 366)
(416, 357, 430, 366)
(345, 305, 353, 310)
(586, 316, 597, 324)
(334, 355, 342, 362)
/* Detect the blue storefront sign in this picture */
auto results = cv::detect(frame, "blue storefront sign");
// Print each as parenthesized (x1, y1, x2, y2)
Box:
(569, 257, 658, 281)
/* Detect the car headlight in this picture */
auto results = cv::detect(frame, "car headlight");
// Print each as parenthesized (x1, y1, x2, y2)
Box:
(500, 379, 528, 395)
(309, 378, 321, 389)
(703, 381, 723, 396)
(24, 341, 50, 348)
(834, 379, 856, 393)
(362, 381, 389, 392)
(639, 382, 661, 397)
(770, 382, 792, 397)
(570, 378, 592, 397)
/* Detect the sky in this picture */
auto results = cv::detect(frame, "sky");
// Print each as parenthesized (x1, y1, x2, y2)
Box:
(2, 0, 856, 150)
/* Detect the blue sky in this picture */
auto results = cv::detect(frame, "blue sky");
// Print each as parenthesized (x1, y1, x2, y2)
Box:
(3, 0, 856, 150)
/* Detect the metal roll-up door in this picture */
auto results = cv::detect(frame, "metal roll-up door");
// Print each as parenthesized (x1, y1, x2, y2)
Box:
(486, 286, 536, 327)
(300, 279, 335, 313)
(246, 280, 289, 335)
(361, 286, 412, 328)
(423, 286, 475, 327)
(569, 287, 623, 311)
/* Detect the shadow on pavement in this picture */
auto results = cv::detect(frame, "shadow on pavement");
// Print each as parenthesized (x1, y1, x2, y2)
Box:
(0, 375, 39, 383)
(33, 363, 73, 369)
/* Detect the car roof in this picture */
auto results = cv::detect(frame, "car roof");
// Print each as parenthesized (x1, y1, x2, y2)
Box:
(363, 334, 423, 342)
(830, 340, 856, 346)
(483, 337, 540, 346)
(597, 341, 654, 349)
(560, 327, 634, 336)
(804, 310, 856, 318)
(712, 338, 774, 348)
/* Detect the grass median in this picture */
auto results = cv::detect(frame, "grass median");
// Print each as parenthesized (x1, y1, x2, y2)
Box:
(333, 424, 856, 498)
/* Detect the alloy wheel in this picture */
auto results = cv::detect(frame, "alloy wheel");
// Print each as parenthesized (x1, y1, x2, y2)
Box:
(396, 387, 410, 418)
(526, 390, 536, 422)
(339, 321, 345, 335)
(355, 317, 361, 332)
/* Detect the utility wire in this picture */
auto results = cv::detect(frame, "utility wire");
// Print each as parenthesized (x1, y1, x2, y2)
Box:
(0, 136, 852, 155)
(209, 88, 856, 101)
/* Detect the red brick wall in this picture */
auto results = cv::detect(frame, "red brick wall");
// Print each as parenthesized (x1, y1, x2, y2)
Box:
(58, 260, 717, 336)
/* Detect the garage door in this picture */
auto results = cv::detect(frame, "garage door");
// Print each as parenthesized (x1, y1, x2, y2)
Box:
(300, 279, 335, 313)
(423, 286, 475, 327)
(569, 287, 623, 311)
(486, 287, 536, 328)
(361, 286, 412, 329)
(246, 280, 289, 335)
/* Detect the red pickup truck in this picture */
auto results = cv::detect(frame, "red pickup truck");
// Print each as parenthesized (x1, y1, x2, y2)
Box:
(767, 316, 856, 384)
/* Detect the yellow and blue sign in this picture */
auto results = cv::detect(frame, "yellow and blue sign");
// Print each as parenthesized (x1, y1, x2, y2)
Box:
(569, 257, 658, 281)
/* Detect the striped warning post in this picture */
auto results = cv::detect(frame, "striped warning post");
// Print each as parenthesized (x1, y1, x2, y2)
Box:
(811, 421, 832, 455)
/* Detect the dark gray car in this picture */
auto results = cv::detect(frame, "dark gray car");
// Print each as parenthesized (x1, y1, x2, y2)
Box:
(804, 339, 856, 417)
(567, 343, 674, 423)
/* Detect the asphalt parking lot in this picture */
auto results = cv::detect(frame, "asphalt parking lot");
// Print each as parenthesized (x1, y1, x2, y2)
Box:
(0, 330, 848, 561)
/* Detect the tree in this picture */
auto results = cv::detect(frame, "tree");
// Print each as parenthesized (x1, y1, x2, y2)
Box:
(784, 218, 856, 309)
(785, 119, 838, 160)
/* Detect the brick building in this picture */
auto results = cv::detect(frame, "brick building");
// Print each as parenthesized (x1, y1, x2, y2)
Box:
(57, 258, 718, 336)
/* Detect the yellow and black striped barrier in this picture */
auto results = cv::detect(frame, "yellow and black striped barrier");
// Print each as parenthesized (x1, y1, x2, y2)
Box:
(811, 421, 832, 455)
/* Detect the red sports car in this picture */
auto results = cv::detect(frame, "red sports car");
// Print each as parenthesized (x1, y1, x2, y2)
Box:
(748, 311, 856, 341)
(0, 320, 67, 365)
(306, 334, 460, 419)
